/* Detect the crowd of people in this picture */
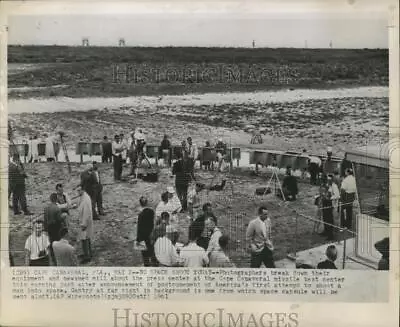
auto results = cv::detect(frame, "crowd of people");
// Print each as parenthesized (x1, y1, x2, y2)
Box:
(9, 130, 386, 270)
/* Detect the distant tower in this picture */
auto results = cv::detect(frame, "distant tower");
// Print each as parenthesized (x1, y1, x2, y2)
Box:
(252, 40, 256, 48)
(82, 38, 89, 47)
(329, 40, 333, 48)
(119, 38, 126, 47)
(304, 40, 308, 48)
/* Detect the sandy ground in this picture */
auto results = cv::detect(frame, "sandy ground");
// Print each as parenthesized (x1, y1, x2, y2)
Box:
(9, 162, 346, 267)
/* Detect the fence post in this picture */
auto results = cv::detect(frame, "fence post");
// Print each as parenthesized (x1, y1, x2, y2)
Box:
(287, 211, 298, 261)
(342, 228, 347, 269)
(294, 211, 298, 260)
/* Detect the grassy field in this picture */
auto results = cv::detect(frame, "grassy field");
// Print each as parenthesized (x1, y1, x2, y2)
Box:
(8, 46, 388, 98)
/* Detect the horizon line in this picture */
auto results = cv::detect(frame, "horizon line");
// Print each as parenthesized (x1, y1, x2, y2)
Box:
(7, 44, 389, 50)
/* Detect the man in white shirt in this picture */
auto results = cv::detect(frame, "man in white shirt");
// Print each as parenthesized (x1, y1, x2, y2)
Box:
(24, 218, 50, 266)
(187, 183, 204, 220)
(206, 216, 222, 257)
(186, 137, 198, 175)
(180, 225, 209, 267)
(28, 135, 40, 163)
(308, 155, 322, 185)
(209, 235, 236, 268)
(52, 228, 78, 266)
(112, 134, 124, 181)
(327, 174, 340, 221)
(154, 225, 182, 267)
(245, 206, 275, 268)
(340, 168, 357, 230)
(134, 128, 146, 160)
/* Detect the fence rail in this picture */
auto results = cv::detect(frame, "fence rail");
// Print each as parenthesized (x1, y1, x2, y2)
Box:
(12, 141, 342, 170)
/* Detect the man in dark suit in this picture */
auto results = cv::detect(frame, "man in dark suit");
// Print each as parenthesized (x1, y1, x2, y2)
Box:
(136, 196, 156, 267)
(340, 153, 352, 178)
(172, 151, 191, 211)
(101, 136, 112, 163)
(278, 166, 299, 201)
(159, 134, 172, 167)
(92, 161, 105, 216)
(80, 164, 99, 220)
(9, 155, 33, 215)
(317, 245, 338, 269)
(44, 193, 65, 265)
(44, 193, 64, 244)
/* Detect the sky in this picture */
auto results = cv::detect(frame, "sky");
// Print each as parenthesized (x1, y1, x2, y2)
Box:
(7, 13, 388, 48)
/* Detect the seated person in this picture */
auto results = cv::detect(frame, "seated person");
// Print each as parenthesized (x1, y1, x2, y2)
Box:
(277, 166, 298, 201)
(317, 245, 338, 269)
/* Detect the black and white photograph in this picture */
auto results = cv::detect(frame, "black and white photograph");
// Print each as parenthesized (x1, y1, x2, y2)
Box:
(5, 9, 391, 273)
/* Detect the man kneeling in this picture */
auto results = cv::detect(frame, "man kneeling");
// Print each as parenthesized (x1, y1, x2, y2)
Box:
(277, 166, 298, 201)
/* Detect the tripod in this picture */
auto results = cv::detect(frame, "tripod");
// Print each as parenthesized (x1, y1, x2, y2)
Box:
(58, 132, 72, 174)
(265, 170, 286, 201)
